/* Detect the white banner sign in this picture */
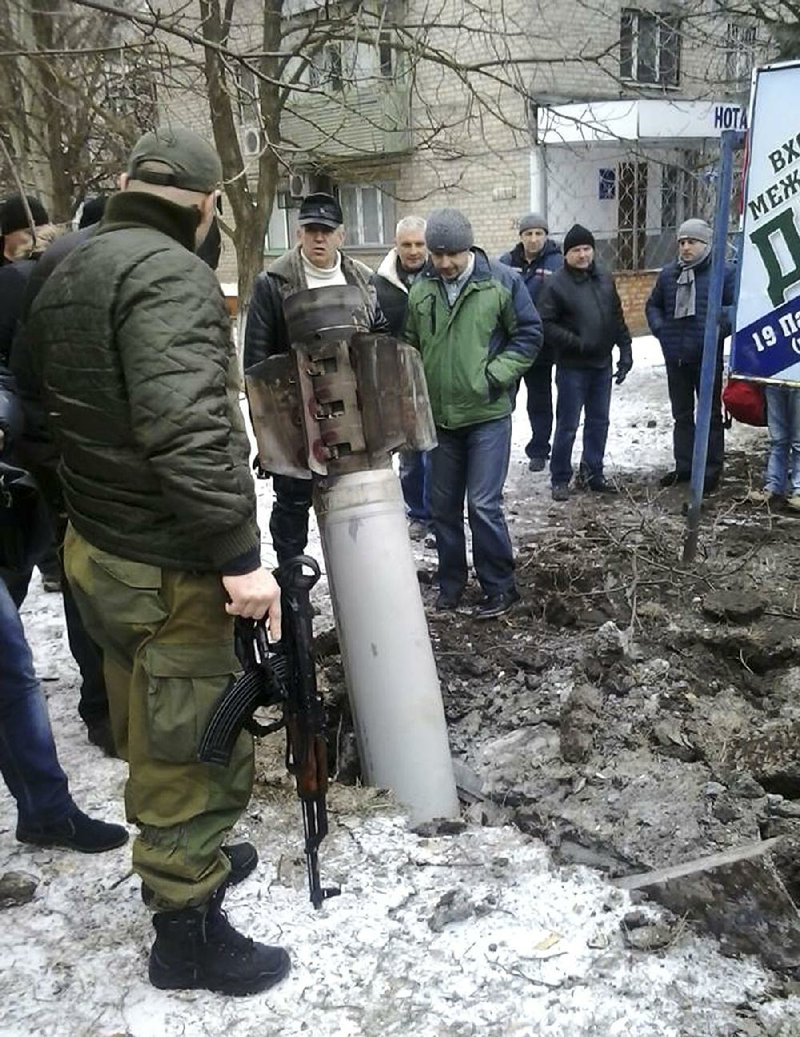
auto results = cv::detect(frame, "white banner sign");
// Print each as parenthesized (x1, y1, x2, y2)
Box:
(732, 61, 800, 384)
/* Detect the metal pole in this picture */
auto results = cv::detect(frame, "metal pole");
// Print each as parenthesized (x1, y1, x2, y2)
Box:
(682, 129, 743, 562)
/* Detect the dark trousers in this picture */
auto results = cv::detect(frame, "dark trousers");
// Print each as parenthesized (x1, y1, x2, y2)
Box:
(521, 361, 554, 461)
(430, 416, 515, 599)
(665, 358, 724, 480)
(270, 474, 314, 566)
(399, 449, 431, 524)
(2, 532, 109, 728)
(550, 364, 612, 487)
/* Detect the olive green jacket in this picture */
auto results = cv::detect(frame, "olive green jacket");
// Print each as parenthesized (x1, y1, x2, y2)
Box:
(27, 191, 259, 572)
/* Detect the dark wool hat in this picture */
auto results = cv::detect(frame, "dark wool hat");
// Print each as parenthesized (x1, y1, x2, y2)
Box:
(128, 126, 222, 193)
(77, 195, 107, 229)
(677, 218, 712, 245)
(519, 211, 548, 234)
(0, 194, 50, 235)
(298, 192, 343, 229)
(425, 208, 474, 253)
(563, 223, 596, 254)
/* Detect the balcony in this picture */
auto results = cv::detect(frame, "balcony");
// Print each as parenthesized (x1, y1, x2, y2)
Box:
(281, 84, 411, 161)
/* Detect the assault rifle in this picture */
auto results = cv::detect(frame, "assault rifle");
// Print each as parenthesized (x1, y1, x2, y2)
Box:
(199, 555, 340, 910)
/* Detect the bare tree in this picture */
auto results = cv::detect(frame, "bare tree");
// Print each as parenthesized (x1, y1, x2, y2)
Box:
(0, 0, 158, 219)
(2, 0, 779, 307)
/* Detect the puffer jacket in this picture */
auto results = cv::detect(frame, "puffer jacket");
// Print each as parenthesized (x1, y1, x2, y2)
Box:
(244, 246, 388, 368)
(404, 248, 542, 430)
(538, 261, 632, 370)
(645, 253, 736, 365)
(25, 191, 259, 573)
(499, 239, 563, 364)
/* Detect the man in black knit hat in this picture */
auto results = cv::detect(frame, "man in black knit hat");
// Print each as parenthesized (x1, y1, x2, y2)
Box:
(538, 223, 632, 501)
(0, 194, 49, 266)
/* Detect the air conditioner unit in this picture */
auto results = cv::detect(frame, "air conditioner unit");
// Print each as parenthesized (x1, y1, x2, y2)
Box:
(240, 126, 262, 157)
(289, 173, 310, 199)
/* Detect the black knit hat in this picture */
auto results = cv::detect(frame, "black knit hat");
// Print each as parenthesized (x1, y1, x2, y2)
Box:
(0, 194, 50, 235)
(77, 196, 107, 229)
(563, 224, 595, 254)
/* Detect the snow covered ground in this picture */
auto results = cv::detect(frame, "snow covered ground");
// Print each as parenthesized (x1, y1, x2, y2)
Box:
(2, 338, 797, 1037)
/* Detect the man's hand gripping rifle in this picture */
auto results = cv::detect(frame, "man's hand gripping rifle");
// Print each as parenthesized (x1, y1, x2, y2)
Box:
(199, 555, 340, 909)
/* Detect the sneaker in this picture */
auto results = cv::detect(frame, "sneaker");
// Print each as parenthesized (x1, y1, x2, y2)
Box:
(787, 494, 800, 512)
(473, 588, 520, 619)
(434, 592, 461, 612)
(587, 477, 619, 495)
(660, 470, 690, 488)
(17, 809, 128, 854)
(703, 475, 720, 494)
(148, 888, 290, 995)
(528, 457, 547, 472)
(87, 717, 117, 758)
(552, 484, 570, 502)
(142, 842, 259, 906)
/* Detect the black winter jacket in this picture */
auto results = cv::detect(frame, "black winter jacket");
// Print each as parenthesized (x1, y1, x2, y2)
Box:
(370, 248, 419, 337)
(25, 191, 259, 573)
(538, 262, 632, 370)
(645, 253, 736, 366)
(244, 246, 388, 369)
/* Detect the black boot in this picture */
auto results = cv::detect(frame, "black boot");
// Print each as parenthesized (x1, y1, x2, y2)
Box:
(148, 889, 290, 995)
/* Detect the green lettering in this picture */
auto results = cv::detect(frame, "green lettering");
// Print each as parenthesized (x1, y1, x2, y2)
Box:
(750, 207, 800, 307)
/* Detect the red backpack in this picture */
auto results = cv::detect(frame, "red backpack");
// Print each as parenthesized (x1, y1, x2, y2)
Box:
(721, 378, 767, 427)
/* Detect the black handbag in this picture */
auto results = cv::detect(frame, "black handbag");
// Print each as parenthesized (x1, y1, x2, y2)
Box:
(0, 461, 52, 572)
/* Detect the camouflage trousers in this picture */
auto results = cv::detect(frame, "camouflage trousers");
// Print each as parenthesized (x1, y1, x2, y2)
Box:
(64, 525, 254, 910)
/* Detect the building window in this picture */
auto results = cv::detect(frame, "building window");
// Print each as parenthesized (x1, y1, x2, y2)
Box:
(266, 192, 300, 252)
(337, 184, 395, 245)
(620, 9, 680, 86)
(235, 65, 260, 124)
(725, 23, 757, 88)
(309, 43, 344, 91)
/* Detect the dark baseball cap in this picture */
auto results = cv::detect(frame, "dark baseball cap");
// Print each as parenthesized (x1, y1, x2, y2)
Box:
(298, 192, 343, 229)
(127, 126, 222, 194)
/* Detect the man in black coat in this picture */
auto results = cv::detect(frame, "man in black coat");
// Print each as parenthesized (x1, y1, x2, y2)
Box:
(244, 192, 388, 563)
(645, 218, 735, 491)
(499, 212, 563, 472)
(538, 224, 632, 501)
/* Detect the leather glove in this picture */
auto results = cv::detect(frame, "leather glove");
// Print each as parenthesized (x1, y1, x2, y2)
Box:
(615, 362, 632, 386)
(252, 455, 271, 480)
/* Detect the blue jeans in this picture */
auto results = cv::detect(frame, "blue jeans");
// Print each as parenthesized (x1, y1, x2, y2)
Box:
(765, 384, 800, 495)
(430, 416, 515, 599)
(522, 361, 554, 461)
(0, 578, 74, 827)
(551, 365, 612, 487)
(399, 449, 431, 523)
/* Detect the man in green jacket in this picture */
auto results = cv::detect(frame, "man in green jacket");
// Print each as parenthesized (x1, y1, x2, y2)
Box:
(26, 127, 289, 996)
(405, 208, 542, 619)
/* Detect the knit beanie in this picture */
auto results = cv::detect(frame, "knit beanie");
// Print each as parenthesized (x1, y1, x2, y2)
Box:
(0, 194, 50, 235)
(519, 211, 548, 234)
(425, 208, 474, 253)
(563, 223, 595, 254)
(77, 196, 107, 229)
(677, 218, 712, 245)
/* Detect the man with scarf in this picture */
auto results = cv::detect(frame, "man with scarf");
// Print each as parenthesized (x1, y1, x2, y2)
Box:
(646, 218, 736, 492)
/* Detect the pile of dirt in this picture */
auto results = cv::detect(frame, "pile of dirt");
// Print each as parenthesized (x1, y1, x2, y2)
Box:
(310, 447, 800, 978)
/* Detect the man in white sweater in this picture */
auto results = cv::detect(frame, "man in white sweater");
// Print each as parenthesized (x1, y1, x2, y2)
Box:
(244, 193, 388, 562)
